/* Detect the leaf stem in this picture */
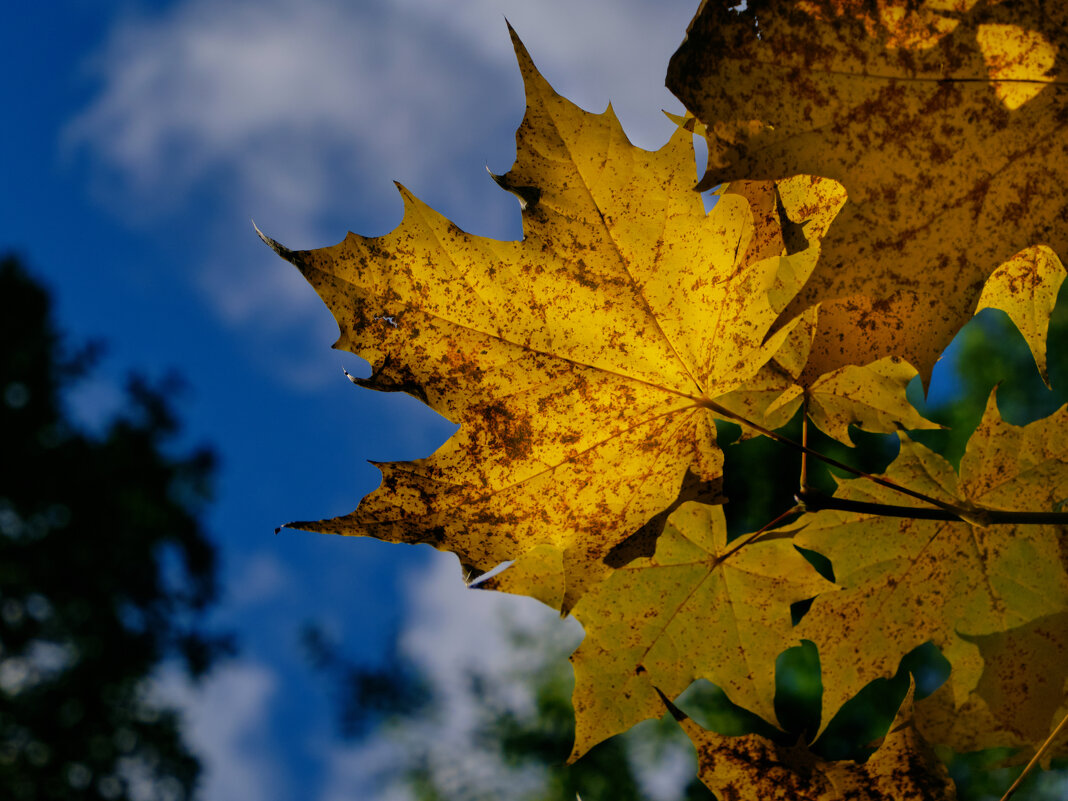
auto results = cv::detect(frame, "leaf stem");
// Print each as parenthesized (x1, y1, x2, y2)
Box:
(717, 504, 804, 564)
(999, 708, 1068, 801)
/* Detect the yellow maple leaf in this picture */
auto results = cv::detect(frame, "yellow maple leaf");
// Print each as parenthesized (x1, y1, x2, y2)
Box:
(261, 28, 846, 609)
(794, 394, 1068, 730)
(975, 244, 1067, 386)
(765, 356, 941, 445)
(676, 680, 958, 801)
(562, 501, 832, 760)
(915, 612, 1068, 760)
(667, 0, 1068, 383)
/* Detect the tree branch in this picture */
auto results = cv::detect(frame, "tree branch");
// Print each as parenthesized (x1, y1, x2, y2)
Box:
(999, 708, 1068, 801)
(797, 489, 1068, 525)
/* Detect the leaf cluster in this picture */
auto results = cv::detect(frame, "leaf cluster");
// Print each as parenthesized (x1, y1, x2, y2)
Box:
(267, 3, 1068, 798)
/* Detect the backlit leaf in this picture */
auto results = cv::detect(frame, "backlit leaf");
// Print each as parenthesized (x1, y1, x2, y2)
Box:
(261, 29, 845, 610)
(765, 356, 941, 445)
(915, 612, 1068, 760)
(795, 394, 1068, 729)
(678, 680, 957, 800)
(565, 502, 831, 759)
(667, 0, 1068, 383)
(975, 244, 1066, 386)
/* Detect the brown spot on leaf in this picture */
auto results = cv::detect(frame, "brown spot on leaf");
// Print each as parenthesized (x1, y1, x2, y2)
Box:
(470, 399, 534, 461)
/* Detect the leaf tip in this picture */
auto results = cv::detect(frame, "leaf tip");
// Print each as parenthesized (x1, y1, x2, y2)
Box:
(504, 17, 525, 57)
(487, 164, 541, 210)
(654, 686, 688, 723)
(252, 219, 292, 259)
(506, 21, 551, 103)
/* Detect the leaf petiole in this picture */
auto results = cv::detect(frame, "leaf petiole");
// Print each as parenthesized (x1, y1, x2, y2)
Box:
(716, 504, 804, 564)
(999, 708, 1068, 801)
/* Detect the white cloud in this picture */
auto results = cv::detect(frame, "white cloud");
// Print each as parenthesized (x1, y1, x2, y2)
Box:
(71, 0, 694, 201)
(398, 550, 582, 720)
(70, 0, 454, 216)
(623, 719, 700, 801)
(151, 661, 283, 801)
(317, 551, 699, 801)
(224, 550, 293, 607)
(391, 0, 699, 150)
(68, 0, 699, 347)
(1041, 774, 1068, 799)
(317, 552, 580, 800)
(62, 373, 127, 433)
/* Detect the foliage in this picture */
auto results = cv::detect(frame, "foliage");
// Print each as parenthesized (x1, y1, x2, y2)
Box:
(0, 255, 225, 800)
(796, 398, 1068, 733)
(266, 3, 1068, 798)
(677, 682, 958, 801)
(668, 0, 1068, 385)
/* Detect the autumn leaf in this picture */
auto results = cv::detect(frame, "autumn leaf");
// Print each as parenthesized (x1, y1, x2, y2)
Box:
(667, 0, 1068, 383)
(673, 680, 958, 800)
(764, 356, 940, 446)
(259, 5, 1068, 795)
(975, 244, 1067, 386)
(793, 394, 1068, 729)
(915, 612, 1068, 760)
(260, 27, 846, 610)
(556, 501, 832, 760)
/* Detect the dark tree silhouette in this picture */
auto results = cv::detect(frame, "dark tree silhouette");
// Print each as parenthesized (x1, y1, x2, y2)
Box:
(0, 255, 226, 800)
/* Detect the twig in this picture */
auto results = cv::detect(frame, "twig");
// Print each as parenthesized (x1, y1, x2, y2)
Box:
(716, 504, 804, 564)
(796, 489, 1068, 525)
(999, 709, 1068, 801)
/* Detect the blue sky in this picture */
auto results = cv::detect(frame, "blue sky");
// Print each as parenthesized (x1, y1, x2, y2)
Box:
(2, 1, 702, 797)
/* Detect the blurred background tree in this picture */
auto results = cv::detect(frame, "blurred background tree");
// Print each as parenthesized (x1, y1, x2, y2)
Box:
(0, 255, 227, 801)
(309, 284, 1068, 801)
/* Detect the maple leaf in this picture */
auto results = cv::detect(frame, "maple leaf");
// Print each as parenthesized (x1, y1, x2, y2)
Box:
(975, 244, 1066, 386)
(557, 501, 832, 760)
(764, 356, 940, 446)
(673, 681, 958, 800)
(260, 28, 847, 610)
(667, 0, 1068, 383)
(914, 612, 1068, 760)
(793, 394, 1068, 730)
